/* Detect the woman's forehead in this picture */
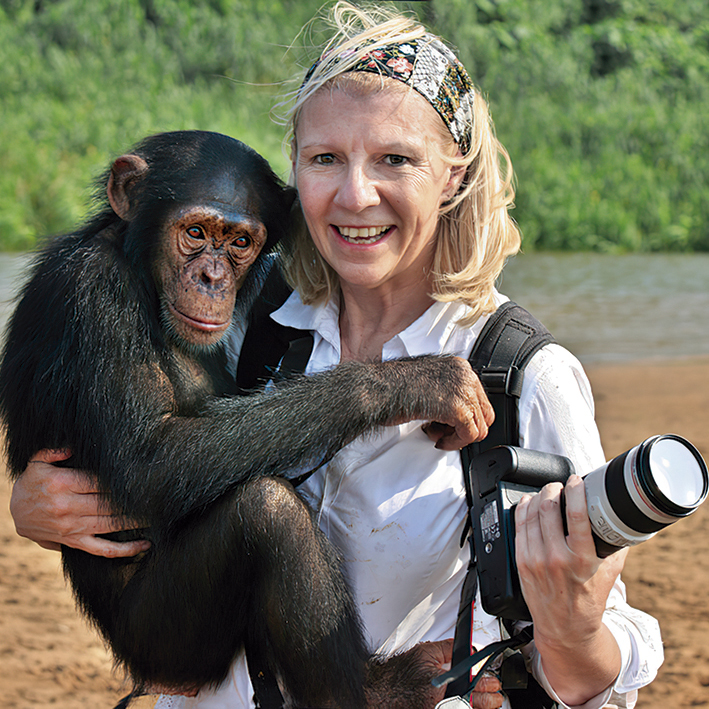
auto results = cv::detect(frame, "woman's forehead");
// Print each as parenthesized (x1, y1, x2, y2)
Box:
(297, 78, 451, 147)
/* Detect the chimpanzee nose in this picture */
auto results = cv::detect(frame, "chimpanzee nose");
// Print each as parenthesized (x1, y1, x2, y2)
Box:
(198, 260, 227, 288)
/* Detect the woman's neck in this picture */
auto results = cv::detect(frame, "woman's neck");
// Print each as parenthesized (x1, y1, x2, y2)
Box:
(338, 280, 435, 362)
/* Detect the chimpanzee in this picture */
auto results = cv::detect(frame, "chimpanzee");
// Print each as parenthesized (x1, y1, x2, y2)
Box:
(0, 131, 486, 708)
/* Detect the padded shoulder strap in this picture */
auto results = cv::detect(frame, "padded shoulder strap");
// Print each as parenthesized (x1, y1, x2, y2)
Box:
(447, 302, 555, 702)
(466, 301, 555, 457)
(236, 264, 310, 393)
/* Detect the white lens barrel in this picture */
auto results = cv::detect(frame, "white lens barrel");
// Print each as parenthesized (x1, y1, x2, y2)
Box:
(584, 459, 655, 548)
(584, 435, 708, 551)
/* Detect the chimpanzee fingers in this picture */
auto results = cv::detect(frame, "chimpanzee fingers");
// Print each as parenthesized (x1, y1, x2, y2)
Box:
(424, 358, 493, 447)
(422, 421, 484, 450)
(421, 421, 454, 446)
(435, 397, 493, 450)
(475, 386, 496, 428)
(466, 672, 504, 709)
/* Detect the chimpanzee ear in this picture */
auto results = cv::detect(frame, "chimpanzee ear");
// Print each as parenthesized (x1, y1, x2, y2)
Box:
(107, 154, 149, 221)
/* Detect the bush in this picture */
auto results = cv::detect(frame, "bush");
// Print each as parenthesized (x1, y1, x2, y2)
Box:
(1, 0, 707, 251)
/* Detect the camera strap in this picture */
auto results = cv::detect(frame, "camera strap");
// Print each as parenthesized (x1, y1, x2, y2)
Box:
(444, 301, 556, 705)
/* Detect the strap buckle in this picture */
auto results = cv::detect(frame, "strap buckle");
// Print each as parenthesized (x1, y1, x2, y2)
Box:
(479, 365, 524, 398)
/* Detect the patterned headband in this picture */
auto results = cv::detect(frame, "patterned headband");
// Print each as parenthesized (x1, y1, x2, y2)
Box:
(302, 34, 475, 153)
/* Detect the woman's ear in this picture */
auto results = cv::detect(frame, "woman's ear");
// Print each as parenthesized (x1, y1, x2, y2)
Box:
(441, 163, 466, 204)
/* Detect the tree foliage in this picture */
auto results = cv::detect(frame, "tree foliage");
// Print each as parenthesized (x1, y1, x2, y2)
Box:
(1, 0, 707, 250)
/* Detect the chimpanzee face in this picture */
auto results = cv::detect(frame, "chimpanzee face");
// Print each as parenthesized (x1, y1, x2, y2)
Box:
(152, 201, 267, 351)
(105, 132, 294, 354)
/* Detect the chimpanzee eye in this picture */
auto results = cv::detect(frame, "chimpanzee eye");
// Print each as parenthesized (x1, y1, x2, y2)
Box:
(186, 225, 205, 240)
(234, 235, 251, 249)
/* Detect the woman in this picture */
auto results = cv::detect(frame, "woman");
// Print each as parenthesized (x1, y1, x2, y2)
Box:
(10, 3, 662, 708)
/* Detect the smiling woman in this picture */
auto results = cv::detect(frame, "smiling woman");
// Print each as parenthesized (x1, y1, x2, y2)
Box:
(292, 82, 463, 358)
(255, 4, 661, 708)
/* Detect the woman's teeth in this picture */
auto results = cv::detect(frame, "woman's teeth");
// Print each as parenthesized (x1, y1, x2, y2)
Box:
(337, 225, 391, 244)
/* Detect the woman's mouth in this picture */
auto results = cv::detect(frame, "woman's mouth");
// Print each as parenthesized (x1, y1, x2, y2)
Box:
(336, 225, 392, 245)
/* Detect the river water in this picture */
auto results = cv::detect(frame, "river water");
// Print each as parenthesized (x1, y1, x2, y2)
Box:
(0, 252, 707, 364)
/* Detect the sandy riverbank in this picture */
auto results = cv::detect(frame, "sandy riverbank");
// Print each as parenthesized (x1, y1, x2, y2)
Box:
(1, 357, 708, 708)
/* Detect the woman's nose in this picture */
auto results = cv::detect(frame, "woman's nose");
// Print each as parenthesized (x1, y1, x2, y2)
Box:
(333, 165, 380, 212)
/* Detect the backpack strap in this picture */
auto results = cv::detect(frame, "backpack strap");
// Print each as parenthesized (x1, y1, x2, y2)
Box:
(235, 265, 296, 709)
(236, 263, 313, 394)
(446, 301, 555, 704)
(467, 300, 557, 457)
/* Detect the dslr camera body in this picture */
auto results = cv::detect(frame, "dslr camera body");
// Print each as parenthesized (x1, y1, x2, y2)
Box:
(470, 436, 708, 621)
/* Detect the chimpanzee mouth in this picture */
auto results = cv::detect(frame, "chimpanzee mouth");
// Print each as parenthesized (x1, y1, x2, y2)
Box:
(336, 225, 392, 245)
(168, 303, 231, 333)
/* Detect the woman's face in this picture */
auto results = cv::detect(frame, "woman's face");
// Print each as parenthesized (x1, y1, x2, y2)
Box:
(293, 82, 461, 296)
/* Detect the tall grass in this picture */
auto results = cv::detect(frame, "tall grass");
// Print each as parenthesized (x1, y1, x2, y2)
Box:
(1, 0, 707, 251)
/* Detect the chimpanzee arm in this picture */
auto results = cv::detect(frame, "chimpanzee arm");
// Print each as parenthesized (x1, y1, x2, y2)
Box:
(112, 353, 487, 529)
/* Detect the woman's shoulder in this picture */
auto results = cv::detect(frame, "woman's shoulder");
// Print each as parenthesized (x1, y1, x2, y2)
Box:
(519, 343, 605, 470)
(525, 343, 591, 398)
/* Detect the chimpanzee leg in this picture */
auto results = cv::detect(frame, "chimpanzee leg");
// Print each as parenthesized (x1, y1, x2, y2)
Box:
(84, 493, 255, 693)
(65, 478, 368, 705)
(240, 477, 369, 709)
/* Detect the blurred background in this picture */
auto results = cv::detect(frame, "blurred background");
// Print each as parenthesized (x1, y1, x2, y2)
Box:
(1, 0, 708, 363)
(1, 0, 708, 253)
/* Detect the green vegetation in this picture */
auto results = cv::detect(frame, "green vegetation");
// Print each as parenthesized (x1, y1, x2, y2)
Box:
(1, 0, 707, 251)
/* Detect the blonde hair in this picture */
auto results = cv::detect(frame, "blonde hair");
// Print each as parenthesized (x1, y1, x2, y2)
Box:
(278, 1, 521, 326)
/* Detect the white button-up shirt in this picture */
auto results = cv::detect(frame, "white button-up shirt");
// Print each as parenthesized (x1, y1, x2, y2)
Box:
(157, 292, 663, 709)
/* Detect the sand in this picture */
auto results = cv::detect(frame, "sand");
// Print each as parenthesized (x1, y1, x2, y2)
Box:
(1, 356, 708, 708)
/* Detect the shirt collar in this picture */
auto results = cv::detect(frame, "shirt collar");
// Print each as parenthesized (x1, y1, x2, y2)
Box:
(271, 291, 478, 359)
(271, 290, 342, 355)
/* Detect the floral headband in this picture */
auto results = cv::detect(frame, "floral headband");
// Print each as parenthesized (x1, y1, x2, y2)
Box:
(303, 34, 475, 153)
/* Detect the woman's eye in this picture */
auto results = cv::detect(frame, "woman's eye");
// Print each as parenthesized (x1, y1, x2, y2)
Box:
(186, 225, 204, 239)
(385, 154, 407, 166)
(315, 154, 336, 165)
(233, 235, 251, 249)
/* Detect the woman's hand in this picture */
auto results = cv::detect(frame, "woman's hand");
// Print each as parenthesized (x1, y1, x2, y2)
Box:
(515, 474, 627, 706)
(10, 449, 150, 558)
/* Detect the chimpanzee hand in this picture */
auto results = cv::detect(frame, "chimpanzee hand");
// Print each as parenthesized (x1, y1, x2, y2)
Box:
(381, 356, 494, 450)
(365, 639, 503, 709)
(10, 449, 150, 558)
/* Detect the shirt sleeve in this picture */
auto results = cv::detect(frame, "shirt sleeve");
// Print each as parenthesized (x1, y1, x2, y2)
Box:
(517, 344, 664, 707)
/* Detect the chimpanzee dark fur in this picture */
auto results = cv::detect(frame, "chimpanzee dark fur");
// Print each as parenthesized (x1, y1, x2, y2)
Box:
(0, 131, 478, 708)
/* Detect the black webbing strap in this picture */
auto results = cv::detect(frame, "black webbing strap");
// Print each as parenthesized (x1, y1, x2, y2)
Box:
(245, 634, 287, 709)
(236, 264, 302, 394)
(248, 663, 286, 709)
(244, 333, 315, 707)
(466, 300, 557, 461)
(236, 265, 292, 709)
(445, 301, 555, 704)
(276, 336, 315, 380)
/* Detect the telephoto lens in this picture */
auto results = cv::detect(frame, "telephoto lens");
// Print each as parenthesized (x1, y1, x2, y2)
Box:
(584, 435, 708, 557)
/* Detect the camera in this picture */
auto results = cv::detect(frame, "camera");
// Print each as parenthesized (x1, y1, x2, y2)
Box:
(470, 435, 708, 621)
